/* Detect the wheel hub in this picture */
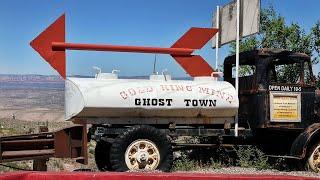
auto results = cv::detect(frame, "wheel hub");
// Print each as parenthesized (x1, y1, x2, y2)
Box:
(125, 139, 160, 170)
(137, 151, 149, 162)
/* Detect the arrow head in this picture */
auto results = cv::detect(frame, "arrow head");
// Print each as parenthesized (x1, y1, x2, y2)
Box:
(30, 14, 66, 78)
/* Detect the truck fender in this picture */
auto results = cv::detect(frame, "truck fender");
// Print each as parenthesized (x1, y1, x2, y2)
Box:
(290, 123, 320, 159)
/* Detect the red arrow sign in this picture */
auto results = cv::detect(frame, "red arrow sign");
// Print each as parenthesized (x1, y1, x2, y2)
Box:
(30, 14, 218, 79)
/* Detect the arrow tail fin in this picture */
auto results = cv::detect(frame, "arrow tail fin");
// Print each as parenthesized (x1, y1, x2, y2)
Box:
(171, 28, 218, 77)
(171, 27, 218, 49)
(171, 55, 216, 77)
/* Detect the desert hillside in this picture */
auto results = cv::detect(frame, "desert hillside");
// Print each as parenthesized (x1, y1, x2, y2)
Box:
(0, 74, 64, 122)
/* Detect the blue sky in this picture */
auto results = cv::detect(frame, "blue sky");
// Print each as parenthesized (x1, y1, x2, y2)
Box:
(0, 0, 319, 77)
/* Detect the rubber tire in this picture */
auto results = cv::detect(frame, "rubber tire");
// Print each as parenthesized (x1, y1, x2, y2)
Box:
(110, 125, 173, 172)
(306, 142, 320, 172)
(95, 140, 112, 171)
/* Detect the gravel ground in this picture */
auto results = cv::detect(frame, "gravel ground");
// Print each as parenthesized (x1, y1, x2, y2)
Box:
(127, 167, 319, 178)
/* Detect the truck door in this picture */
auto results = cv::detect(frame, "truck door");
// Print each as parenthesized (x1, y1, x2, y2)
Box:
(223, 63, 258, 128)
(267, 60, 315, 129)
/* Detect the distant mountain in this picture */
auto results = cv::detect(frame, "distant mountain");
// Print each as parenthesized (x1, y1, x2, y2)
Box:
(0, 74, 192, 83)
(0, 74, 64, 83)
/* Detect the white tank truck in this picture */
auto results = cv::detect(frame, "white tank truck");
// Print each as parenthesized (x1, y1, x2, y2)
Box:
(65, 70, 238, 171)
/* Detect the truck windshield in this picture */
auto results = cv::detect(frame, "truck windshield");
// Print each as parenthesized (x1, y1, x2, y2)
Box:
(269, 60, 314, 86)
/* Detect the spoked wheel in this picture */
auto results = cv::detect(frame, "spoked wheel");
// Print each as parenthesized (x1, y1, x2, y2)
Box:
(110, 125, 173, 172)
(307, 143, 320, 172)
(125, 139, 160, 170)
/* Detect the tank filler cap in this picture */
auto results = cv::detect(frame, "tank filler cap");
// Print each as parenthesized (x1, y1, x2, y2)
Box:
(94, 67, 119, 80)
(149, 74, 171, 81)
(96, 73, 118, 80)
(149, 69, 171, 81)
(193, 72, 223, 81)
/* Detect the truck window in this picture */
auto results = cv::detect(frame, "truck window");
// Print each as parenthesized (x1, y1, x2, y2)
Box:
(232, 65, 256, 90)
(273, 63, 301, 84)
(232, 65, 256, 78)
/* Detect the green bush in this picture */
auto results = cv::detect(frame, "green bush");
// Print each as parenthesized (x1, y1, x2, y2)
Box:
(236, 146, 270, 170)
(208, 158, 223, 169)
(172, 155, 199, 171)
(172, 153, 223, 172)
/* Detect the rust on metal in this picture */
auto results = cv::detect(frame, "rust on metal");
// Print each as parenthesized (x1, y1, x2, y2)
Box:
(2, 149, 55, 158)
(224, 48, 316, 129)
(0, 132, 54, 162)
(0, 124, 87, 164)
(54, 124, 87, 164)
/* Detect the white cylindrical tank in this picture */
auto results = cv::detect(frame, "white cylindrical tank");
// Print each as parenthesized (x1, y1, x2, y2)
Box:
(65, 74, 239, 121)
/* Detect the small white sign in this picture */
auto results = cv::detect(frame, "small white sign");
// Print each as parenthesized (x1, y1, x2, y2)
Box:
(270, 92, 301, 122)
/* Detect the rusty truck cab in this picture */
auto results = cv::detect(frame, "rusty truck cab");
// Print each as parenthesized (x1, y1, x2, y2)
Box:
(224, 49, 319, 156)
